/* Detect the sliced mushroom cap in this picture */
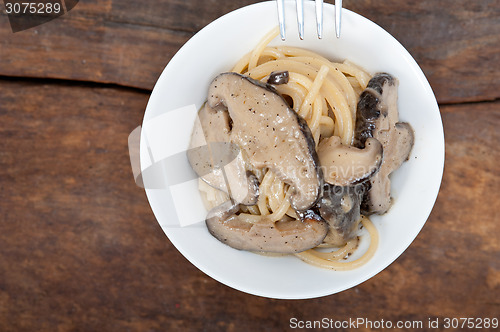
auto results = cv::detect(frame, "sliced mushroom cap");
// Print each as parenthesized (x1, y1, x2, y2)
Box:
(267, 71, 290, 85)
(187, 103, 259, 205)
(354, 73, 415, 214)
(317, 135, 383, 186)
(207, 72, 322, 211)
(317, 184, 364, 246)
(394, 122, 414, 163)
(206, 202, 329, 253)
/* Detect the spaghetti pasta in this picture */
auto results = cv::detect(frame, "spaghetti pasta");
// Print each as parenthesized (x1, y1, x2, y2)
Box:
(196, 28, 379, 270)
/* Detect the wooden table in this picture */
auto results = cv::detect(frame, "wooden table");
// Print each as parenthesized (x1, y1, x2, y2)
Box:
(0, 1, 498, 330)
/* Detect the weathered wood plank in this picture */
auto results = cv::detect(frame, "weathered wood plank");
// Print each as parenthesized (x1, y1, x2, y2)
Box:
(0, 0, 260, 90)
(0, 12, 191, 90)
(0, 0, 499, 103)
(0, 80, 498, 330)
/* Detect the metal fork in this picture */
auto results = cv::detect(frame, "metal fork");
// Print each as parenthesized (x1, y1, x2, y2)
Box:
(277, 0, 342, 40)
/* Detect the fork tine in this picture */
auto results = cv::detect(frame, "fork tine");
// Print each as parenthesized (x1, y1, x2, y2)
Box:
(335, 0, 342, 38)
(277, 0, 286, 40)
(296, 0, 304, 40)
(315, 0, 323, 39)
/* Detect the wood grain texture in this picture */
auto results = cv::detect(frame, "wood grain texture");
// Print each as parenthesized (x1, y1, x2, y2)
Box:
(0, 0, 499, 103)
(0, 80, 498, 331)
(0, 10, 190, 91)
(1, 0, 499, 330)
(0, 0, 259, 91)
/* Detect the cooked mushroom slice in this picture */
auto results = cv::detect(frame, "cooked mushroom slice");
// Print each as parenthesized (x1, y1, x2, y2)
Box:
(317, 184, 364, 246)
(394, 122, 414, 162)
(354, 73, 415, 214)
(207, 72, 321, 211)
(317, 135, 383, 186)
(267, 71, 289, 85)
(187, 103, 259, 205)
(206, 202, 329, 253)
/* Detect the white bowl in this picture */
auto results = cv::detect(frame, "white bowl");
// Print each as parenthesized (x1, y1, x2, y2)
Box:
(140, 1, 444, 299)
